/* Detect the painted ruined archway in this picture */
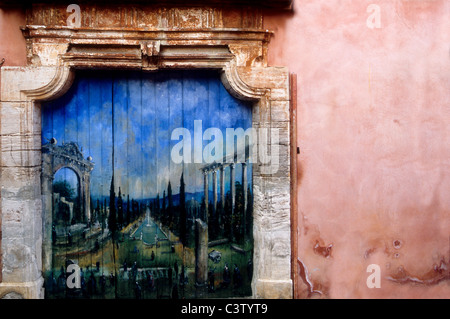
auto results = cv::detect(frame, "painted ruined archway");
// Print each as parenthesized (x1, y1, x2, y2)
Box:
(42, 141, 94, 222)
(41, 140, 94, 277)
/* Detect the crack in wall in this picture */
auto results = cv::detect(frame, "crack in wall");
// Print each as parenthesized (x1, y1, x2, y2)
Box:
(297, 258, 322, 298)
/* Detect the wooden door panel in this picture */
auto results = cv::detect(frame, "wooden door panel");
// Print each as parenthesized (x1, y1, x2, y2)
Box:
(42, 70, 254, 299)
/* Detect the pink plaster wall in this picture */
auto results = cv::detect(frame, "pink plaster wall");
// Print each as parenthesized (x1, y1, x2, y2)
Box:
(0, 7, 26, 102)
(265, 0, 450, 298)
(0, 8, 26, 66)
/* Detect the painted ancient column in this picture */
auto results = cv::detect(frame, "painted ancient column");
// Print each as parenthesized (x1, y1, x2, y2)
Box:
(230, 163, 235, 242)
(220, 166, 225, 226)
(203, 169, 209, 223)
(194, 218, 208, 287)
(84, 172, 91, 223)
(212, 168, 217, 217)
(242, 162, 247, 239)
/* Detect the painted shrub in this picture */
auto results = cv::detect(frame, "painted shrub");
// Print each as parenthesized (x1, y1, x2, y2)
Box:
(42, 70, 254, 299)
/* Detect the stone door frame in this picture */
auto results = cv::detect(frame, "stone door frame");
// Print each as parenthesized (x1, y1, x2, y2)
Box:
(0, 4, 292, 299)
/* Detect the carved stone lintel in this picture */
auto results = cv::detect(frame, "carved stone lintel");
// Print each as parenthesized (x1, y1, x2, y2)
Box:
(19, 26, 270, 102)
(140, 41, 160, 69)
(24, 4, 272, 30)
(20, 63, 74, 102)
(140, 41, 160, 57)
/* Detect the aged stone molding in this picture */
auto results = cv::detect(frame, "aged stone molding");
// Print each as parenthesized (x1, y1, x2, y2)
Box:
(17, 47, 267, 104)
(0, 278, 44, 299)
(221, 59, 268, 101)
(41, 142, 95, 274)
(21, 28, 270, 103)
(1, 5, 292, 299)
(20, 63, 74, 102)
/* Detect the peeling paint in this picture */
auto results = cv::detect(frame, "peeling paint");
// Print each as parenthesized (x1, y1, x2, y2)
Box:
(387, 258, 449, 286)
(313, 240, 333, 258)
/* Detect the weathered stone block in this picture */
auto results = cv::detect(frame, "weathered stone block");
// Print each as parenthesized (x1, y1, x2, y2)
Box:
(271, 100, 290, 122)
(253, 100, 290, 123)
(0, 277, 44, 299)
(1, 67, 58, 102)
(0, 166, 41, 191)
(238, 66, 290, 101)
(254, 279, 293, 299)
(1, 134, 41, 152)
(0, 102, 41, 136)
(2, 238, 41, 283)
(31, 43, 69, 66)
(1, 149, 41, 168)
(0, 102, 25, 135)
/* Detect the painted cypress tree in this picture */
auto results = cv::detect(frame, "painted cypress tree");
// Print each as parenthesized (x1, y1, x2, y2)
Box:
(246, 185, 253, 241)
(117, 186, 123, 229)
(117, 187, 123, 228)
(167, 181, 173, 228)
(95, 199, 100, 223)
(162, 190, 166, 225)
(179, 173, 187, 246)
(108, 175, 117, 235)
(155, 193, 160, 222)
(103, 198, 107, 229)
(126, 194, 130, 225)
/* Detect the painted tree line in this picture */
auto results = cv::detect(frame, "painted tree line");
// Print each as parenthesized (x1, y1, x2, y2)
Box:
(87, 171, 254, 248)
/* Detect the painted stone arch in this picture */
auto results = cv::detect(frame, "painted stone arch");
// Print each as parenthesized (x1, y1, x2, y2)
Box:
(42, 141, 94, 222)
(41, 140, 94, 271)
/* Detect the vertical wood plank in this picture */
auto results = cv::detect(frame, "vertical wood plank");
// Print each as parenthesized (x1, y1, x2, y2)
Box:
(141, 72, 156, 201)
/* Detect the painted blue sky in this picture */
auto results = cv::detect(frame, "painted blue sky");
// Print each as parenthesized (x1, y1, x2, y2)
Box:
(42, 70, 253, 201)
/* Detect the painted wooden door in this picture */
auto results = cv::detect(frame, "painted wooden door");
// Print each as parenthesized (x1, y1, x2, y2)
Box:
(41, 70, 254, 299)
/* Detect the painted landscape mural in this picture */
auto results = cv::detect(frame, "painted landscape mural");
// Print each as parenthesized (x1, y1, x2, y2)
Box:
(41, 70, 254, 299)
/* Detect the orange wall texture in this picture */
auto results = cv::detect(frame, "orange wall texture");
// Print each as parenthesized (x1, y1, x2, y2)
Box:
(265, 0, 450, 298)
(0, 8, 26, 102)
(0, 8, 26, 66)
